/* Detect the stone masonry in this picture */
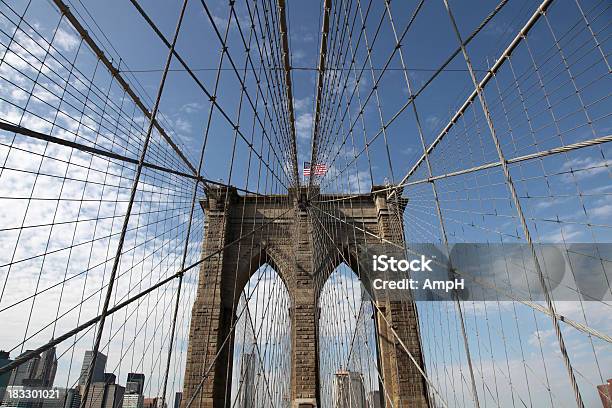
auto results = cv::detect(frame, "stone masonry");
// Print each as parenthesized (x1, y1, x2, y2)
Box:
(181, 186, 429, 408)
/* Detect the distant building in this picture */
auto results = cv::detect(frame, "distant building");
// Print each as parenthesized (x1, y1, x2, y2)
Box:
(1, 347, 57, 408)
(7, 351, 41, 387)
(172, 392, 181, 408)
(367, 390, 381, 408)
(63, 388, 81, 408)
(101, 384, 124, 408)
(84, 383, 106, 408)
(142, 397, 165, 408)
(122, 394, 143, 408)
(82, 381, 124, 408)
(0, 351, 12, 402)
(333, 371, 366, 408)
(123, 373, 145, 408)
(237, 352, 256, 408)
(103, 374, 116, 385)
(41, 388, 68, 408)
(78, 352, 107, 387)
(78, 372, 124, 408)
(125, 374, 145, 396)
(36, 348, 57, 387)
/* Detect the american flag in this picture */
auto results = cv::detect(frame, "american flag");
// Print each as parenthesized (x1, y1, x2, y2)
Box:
(303, 161, 327, 176)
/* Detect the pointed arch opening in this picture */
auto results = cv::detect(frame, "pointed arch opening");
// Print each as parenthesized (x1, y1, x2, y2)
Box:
(230, 262, 291, 407)
(318, 261, 382, 408)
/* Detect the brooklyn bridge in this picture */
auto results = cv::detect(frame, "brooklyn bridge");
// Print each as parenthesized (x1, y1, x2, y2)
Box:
(0, 0, 610, 407)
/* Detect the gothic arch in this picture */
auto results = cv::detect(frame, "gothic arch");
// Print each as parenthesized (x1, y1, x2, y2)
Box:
(317, 260, 381, 408)
(314, 243, 378, 303)
(230, 260, 292, 408)
(229, 243, 294, 310)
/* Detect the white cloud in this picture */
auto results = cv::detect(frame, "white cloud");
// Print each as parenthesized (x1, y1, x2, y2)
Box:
(401, 146, 415, 156)
(541, 225, 583, 243)
(534, 197, 570, 210)
(0, 18, 200, 401)
(210, 12, 250, 34)
(347, 170, 371, 194)
(592, 203, 612, 217)
(291, 49, 306, 64)
(561, 156, 610, 181)
(590, 196, 612, 219)
(528, 328, 555, 347)
(425, 115, 441, 131)
(293, 96, 311, 112)
(174, 117, 192, 134)
(54, 28, 80, 52)
(296, 111, 313, 140)
(179, 102, 203, 114)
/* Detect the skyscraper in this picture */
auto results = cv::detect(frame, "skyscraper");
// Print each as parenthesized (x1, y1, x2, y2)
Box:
(1, 347, 57, 408)
(84, 384, 106, 408)
(78, 351, 107, 387)
(0, 351, 12, 402)
(101, 384, 124, 408)
(35, 347, 58, 387)
(41, 388, 68, 408)
(82, 375, 124, 408)
(103, 374, 116, 385)
(7, 350, 40, 387)
(237, 352, 256, 408)
(333, 371, 366, 408)
(63, 388, 81, 408)
(125, 373, 145, 396)
(172, 392, 181, 408)
(122, 394, 143, 408)
(123, 373, 145, 408)
(142, 398, 165, 408)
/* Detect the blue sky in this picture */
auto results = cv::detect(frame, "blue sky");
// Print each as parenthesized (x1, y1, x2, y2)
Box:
(7, 1, 568, 175)
(13, 0, 609, 198)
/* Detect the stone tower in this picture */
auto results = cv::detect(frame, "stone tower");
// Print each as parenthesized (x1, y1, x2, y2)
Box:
(181, 186, 429, 408)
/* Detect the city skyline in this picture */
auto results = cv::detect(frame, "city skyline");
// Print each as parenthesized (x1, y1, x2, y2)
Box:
(0, 348, 156, 408)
